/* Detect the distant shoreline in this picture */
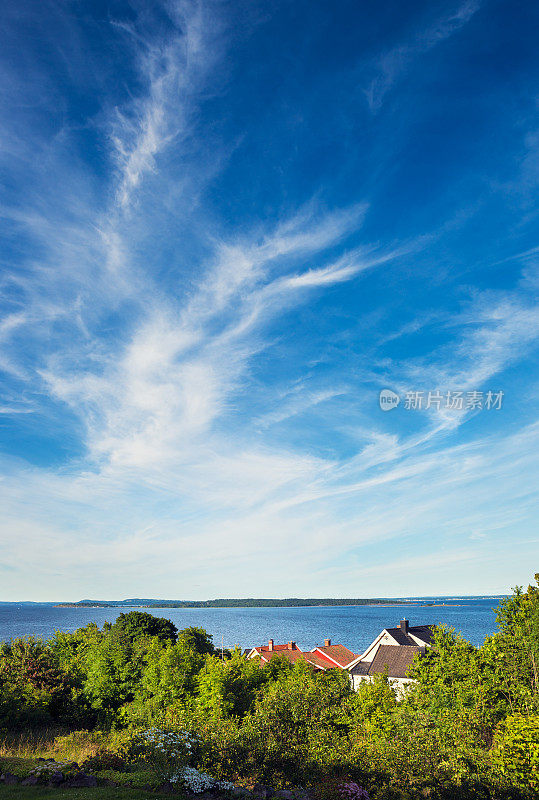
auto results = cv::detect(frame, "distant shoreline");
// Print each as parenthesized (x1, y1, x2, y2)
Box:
(53, 599, 465, 609)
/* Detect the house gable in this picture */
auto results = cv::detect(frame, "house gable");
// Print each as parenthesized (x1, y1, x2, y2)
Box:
(346, 621, 434, 675)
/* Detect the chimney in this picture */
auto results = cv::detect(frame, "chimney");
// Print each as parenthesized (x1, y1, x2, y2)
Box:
(268, 639, 274, 651)
(400, 619, 409, 634)
(287, 641, 296, 650)
(324, 638, 331, 647)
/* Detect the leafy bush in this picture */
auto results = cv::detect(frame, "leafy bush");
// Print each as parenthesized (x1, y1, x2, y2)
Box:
(491, 713, 539, 792)
(26, 759, 81, 783)
(133, 728, 196, 782)
(314, 776, 370, 800)
(176, 766, 235, 793)
(339, 782, 370, 800)
(81, 749, 128, 772)
(0, 637, 78, 728)
(52, 729, 108, 761)
(94, 767, 160, 788)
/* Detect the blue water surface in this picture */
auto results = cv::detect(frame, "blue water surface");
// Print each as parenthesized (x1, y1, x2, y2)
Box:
(0, 598, 503, 651)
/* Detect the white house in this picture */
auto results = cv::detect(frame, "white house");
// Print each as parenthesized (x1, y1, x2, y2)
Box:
(346, 619, 434, 696)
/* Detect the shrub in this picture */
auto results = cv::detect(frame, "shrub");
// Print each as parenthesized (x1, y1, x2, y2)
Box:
(81, 749, 127, 772)
(94, 767, 159, 788)
(52, 729, 109, 761)
(339, 782, 370, 800)
(26, 759, 82, 784)
(171, 766, 235, 793)
(133, 728, 196, 782)
(314, 776, 370, 800)
(491, 713, 539, 792)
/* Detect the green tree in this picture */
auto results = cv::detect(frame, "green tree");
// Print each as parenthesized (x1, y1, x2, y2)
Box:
(82, 635, 149, 719)
(408, 627, 480, 702)
(242, 660, 353, 785)
(492, 713, 539, 792)
(482, 574, 539, 714)
(111, 612, 177, 644)
(0, 637, 75, 726)
(177, 626, 216, 656)
(197, 648, 266, 718)
(125, 636, 204, 726)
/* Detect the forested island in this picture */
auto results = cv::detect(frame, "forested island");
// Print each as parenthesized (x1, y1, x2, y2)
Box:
(55, 597, 413, 608)
(1, 574, 538, 799)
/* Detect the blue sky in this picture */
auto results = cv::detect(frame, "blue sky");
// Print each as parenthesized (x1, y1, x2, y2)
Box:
(0, 0, 538, 601)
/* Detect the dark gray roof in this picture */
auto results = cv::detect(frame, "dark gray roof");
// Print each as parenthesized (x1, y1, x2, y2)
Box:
(350, 661, 370, 675)
(368, 645, 420, 678)
(385, 624, 435, 646)
(349, 645, 423, 678)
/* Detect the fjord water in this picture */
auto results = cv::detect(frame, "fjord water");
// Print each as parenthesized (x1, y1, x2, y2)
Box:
(0, 598, 501, 650)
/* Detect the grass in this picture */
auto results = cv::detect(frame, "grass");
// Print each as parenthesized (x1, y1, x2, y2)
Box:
(0, 732, 58, 762)
(0, 787, 168, 800)
(0, 729, 105, 765)
(0, 729, 132, 767)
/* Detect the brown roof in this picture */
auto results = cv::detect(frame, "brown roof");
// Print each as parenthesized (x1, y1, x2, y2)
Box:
(312, 644, 358, 667)
(366, 645, 420, 678)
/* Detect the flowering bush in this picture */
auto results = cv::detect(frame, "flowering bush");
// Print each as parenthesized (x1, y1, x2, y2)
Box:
(314, 776, 370, 800)
(338, 782, 370, 800)
(26, 760, 82, 784)
(134, 728, 197, 782)
(174, 765, 235, 794)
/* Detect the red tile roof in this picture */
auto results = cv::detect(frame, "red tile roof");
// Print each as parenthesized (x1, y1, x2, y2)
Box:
(259, 649, 306, 664)
(255, 643, 299, 653)
(311, 644, 359, 668)
(249, 643, 328, 669)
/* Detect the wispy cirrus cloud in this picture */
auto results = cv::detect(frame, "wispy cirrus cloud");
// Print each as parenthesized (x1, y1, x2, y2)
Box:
(0, 0, 538, 603)
(111, 1, 223, 212)
(364, 0, 481, 112)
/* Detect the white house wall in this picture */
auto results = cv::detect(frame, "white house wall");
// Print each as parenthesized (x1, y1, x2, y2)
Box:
(351, 674, 415, 700)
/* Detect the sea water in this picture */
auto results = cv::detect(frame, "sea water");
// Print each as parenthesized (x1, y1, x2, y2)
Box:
(0, 597, 502, 651)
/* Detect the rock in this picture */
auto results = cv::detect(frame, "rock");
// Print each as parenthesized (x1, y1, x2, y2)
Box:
(48, 771, 65, 785)
(64, 773, 98, 788)
(1, 773, 19, 785)
(275, 791, 293, 800)
(232, 789, 252, 798)
(253, 784, 271, 800)
(158, 781, 176, 794)
(21, 775, 39, 786)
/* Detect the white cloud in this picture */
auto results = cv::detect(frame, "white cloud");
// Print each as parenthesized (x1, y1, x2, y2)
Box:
(0, 0, 537, 603)
(364, 0, 481, 112)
